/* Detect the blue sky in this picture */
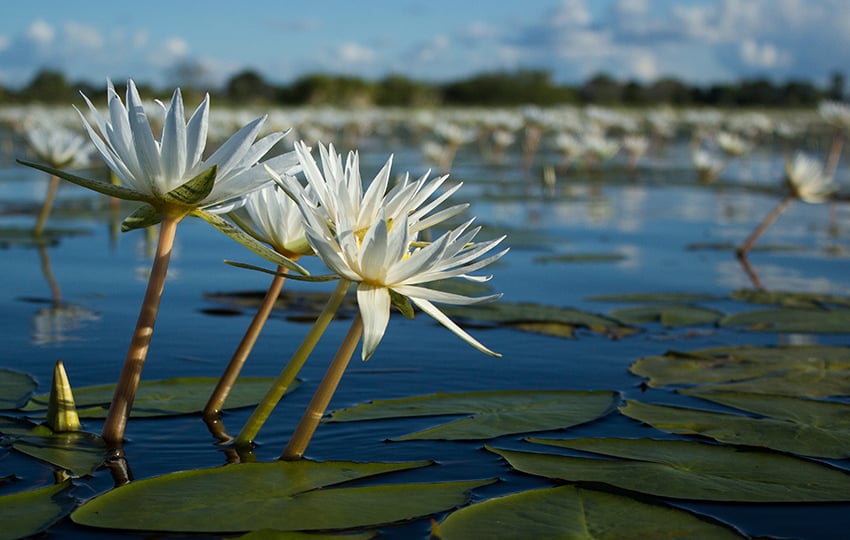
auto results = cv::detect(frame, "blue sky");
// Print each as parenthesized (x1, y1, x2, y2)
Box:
(0, 0, 847, 90)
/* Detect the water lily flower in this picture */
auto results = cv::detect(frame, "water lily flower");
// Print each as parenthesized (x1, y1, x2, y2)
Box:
(786, 152, 834, 204)
(738, 151, 834, 257)
(18, 79, 303, 445)
(276, 141, 506, 361)
(21, 120, 94, 235)
(23, 121, 93, 169)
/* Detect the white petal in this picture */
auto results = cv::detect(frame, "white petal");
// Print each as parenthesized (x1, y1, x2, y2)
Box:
(357, 284, 391, 361)
(185, 94, 209, 167)
(394, 284, 501, 306)
(409, 297, 501, 357)
(160, 88, 187, 183)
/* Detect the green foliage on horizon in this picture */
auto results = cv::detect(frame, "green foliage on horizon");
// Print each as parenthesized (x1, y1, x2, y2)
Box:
(2, 67, 839, 107)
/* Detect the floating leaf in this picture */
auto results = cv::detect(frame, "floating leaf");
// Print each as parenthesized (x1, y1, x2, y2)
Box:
(609, 304, 723, 327)
(23, 376, 295, 418)
(235, 531, 376, 540)
(720, 307, 850, 333)
(491, 438, 850, 502)
(586, 292, 725, 303)
(0, 227, 90, 248)
(205, 288, 359, 321)
(326, 390, 620, 440)
(0, 415, 41, 438)
(621, 398, 850, 459)
(533, 252, 626, 264)
(731, 288, 850, 309)
(440, 301, 633, 338)
(71, 459, 493, 533)
(0, 480, 76, 540)
(629, 345, 850, 397)
(436, 485, 743, 540)
(12, 431, 107, 476)
(0, 368, 37, 410)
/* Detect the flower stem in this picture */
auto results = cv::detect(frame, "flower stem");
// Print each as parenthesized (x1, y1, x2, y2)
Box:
(101, 214, 180, 445)
(234, 279, 351, 447)
(203, 265, 292, 421)
(281, 311, 363, 461)
(736, 195, 794, 257)
(34, 174, 60, 236)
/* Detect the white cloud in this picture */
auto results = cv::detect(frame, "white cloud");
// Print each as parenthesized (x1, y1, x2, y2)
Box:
(63, 21, 102, 51)
(25, 20, 54, 47)
(337, 42, 375, 64)
(740, 39, 788, 68)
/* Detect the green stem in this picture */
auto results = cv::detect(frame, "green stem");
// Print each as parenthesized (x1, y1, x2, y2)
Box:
(203, 265, 291, 421)
(101, 215, 181, 446)
(281, 312, 363, 461)
(34, 174, 60, 236)
(234, 279, 351, 447)
(737, 195, 794, 257)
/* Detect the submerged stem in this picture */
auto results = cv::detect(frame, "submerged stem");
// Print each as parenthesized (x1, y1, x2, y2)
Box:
(101, 214, 181, 445)
(281, 312, 363, 461)
(34, 174, 60, 236)
(737, 195, 794, 257)
(234, 279, 352, 447)
(204, 264, 292, 422)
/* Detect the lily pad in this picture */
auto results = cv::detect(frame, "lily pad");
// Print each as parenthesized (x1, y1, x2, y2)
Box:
(533, 252, 626, 264)
(719, 307, 850, 333)
(12, 431, 107, 476)
(0, 480, 76, 540)
(0, 226, 90, 249)
(0, 369, 37, 410)
(440, 301, 634, 338)
(609, 304, 723, 327)
(22, 376, 293, 418)
(621, 397, 850, 459)
(71, 459, 493, 533)
(731, 288, 850, 309)
(629, 345, 850, 397)
(436, 485, 743, 540)
(235, 531, 377, 540)
(586, 292, 724, 303)
(326, 390, 620, 440)
(490, 437, 850, 502)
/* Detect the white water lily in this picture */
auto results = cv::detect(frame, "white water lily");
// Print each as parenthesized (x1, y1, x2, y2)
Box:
(77, 79, 297, 212)
(309, 207, 505, 360)
(275, 142, 506, 361)
(276, 141, 469, 237)
(786, 152, 834, 203)
(23, 121, 93, 169)
(230, 182, 313, 258)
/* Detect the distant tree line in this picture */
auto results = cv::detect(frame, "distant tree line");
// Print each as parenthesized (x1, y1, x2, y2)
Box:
(2, 67, 845, 108)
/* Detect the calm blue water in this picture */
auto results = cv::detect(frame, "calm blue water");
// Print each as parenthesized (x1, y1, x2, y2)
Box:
(2, 121, 850, 539)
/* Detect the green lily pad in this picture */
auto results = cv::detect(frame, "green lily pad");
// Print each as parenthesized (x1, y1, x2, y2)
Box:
(326, 390, 620, 440)
(719, 307, 850, 333)
(490, 437, 850, 502)
(436, 485, 743, 540)
(533, 252, 626, 264)
(731, 288, 850, 309)
(12, 431, 107, 476)
(621, 397, 850, 459)
(0, 415, 41, 438)
(440, 301, 634, 338)
(0, 226, 91, 249)
(586, 292, 724, 303)
(609, 304, 723, 327)
(0, 369, 37, 410)
(72, 459, 493, 533)
(629, 345, 850, 397)
(22, 376, 294, 418)
(234, 531, 377, 540)
(0, 480, 76, 540)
